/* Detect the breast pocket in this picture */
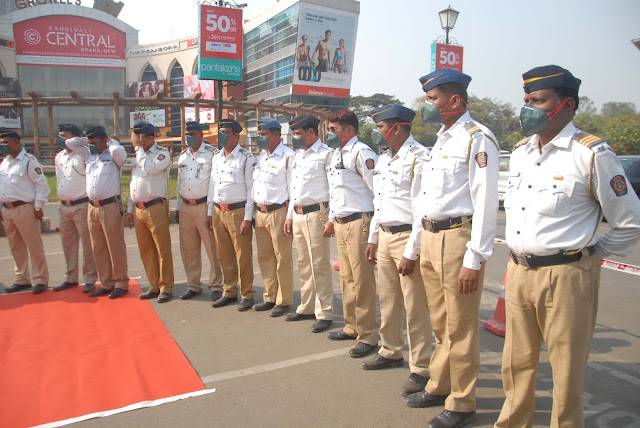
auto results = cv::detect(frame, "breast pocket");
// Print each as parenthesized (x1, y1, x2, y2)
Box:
(426, 158, 459, 190)
(8, 165, 24, 184)
(536, 179, 575, 217)
(503, 173, 522, 210)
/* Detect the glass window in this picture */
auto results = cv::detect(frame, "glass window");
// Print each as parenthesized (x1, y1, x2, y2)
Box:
(244, 55, 294, 98)
(141, 64, 158, 81)
(169, 62, 184, 133)
(243, 4, 299, 65)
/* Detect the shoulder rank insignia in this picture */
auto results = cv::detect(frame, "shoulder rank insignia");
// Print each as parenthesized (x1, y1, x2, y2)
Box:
(463, 121, 499, 162)
(464, 121, 484, 138)
(409, 145, 425, 157)
(572, 131, 605, 150)
(514, 137, 531, 149)
(204, 144, 215, 152)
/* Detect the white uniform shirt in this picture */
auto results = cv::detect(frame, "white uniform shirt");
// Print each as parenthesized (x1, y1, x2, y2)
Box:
(128, 143, 171, 212)
(176, 143, 217, 210)
(66, 137, 127, 201)
(326, 136, 377, 221)
(207, 144, 256, 221)
(253, 142, 294, 207)
(505, 122, 640, 257)
(0, 148, 50, 209)
(55, 149, 88, 201)
(286, 139, 331, 220)
(369, 136, 429, 260)
(411, 112, 500, 270)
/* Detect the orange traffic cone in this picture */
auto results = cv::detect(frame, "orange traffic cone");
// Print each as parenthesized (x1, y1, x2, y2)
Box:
(333, 260, 340, 271)
(484, 260, 508, 337)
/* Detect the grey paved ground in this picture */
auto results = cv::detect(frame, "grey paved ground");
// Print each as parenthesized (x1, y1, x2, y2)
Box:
(1, 208, 639, 427)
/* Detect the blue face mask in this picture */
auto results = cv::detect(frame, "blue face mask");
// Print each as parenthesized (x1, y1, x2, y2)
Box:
(89, 144, 100, 155)
(292, 135, 305, 150)
(186, 135, 198, 147)
(256, 135, 269, 150)
(218, 132, 230, 148)
(0, 144, 9, 156)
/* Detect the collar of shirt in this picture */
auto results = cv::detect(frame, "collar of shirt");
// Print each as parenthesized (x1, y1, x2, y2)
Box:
(389, 135, 419, 160)
(341, 136, 359, 153)
(146, 142, 159, 153)
(436, 111, 471, 141)
(226, 143, 243, 159)
(15, 148, 26, 161)
(307, 139, 323, 153)
(267, 141, 285, 159)
(526, 121, 577, 153)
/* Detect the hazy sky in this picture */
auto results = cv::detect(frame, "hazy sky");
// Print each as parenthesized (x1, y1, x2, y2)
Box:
(119, 0, 640, 112)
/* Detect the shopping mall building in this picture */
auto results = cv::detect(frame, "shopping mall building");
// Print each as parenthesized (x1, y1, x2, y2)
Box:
(0, 0, 359, 143)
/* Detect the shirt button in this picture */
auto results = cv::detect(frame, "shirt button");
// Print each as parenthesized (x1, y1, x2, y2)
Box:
(517, 231, 520, 234)
(553, 185, 557, 188)
(528, 185, 532, 189)
(522, 207, 525, 211)
(537, 163, 541, 166)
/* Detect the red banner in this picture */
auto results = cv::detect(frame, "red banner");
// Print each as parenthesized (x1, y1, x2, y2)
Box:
(14, 16, 126, 68)
(293, 85, 351, 98)
(432, 43, 464, 72)
(199, 5, 243, 61)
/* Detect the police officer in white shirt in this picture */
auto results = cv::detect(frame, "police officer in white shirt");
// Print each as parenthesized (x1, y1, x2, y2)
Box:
(65, 127, 130, 299)
(283, 114, 334, 332)
(322, 109, 379, 358)
(175, 121, 223, 301)
(495, 65, 640, 428)
(362, 105, 433, 398)
(126, 122, 174, 303)
(405, 69, 499, 428)
(0, 129, 50, 294)
(53, 124, 97, 293)
(252, 118, 295, 317)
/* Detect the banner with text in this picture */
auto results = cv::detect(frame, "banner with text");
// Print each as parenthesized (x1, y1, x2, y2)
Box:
(430, 43, 464, 72)
(198, 5, 243, 81)
(183, 75, 216, 124)
(14, 16, 126, 68)
(127, 80, 167, 128)
(292, 4, 359, 98)
(0, 78, 21, 128)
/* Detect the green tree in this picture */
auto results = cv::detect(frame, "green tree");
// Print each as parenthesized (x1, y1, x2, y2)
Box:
(577, 96, 597, 115)
(601, 114, 640, 155)
(358, 123, 376, 148)
(574, 113, 607, 136)
(349, 93, 403, 125)
(601, 102, 636, 117)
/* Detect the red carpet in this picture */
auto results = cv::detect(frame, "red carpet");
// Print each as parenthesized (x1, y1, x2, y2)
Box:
(0, 281, 205, 428)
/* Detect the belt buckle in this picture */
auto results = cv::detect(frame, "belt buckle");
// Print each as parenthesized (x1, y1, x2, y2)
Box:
(8, 202, 15, 208)
(94, 200, 101, 207)
(219, 203, 229, 211)
(421, 217, 435, 233)
(258, 204, 268, 213)
(295, 206, 303, 215)
(64, 200, 72, 207)
(136, 202, 145, 209)
(188, 199, 196, 205)
(514, 253, 530, 269)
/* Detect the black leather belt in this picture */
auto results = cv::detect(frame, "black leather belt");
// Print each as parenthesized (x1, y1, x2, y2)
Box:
(215, 201, 246, 212)
(60, 197, 90, 207)
(256, 202, 287, 214)
(510, 246, 596, 269)
(380, 224, 412, 234)
(90, 195, 120, 207)
(422, 216, 472, 233)
(3, 200, 29, 209)
(294, 201, 328, 215)
(335, 212, 373, 225)
(181, 196, 207, 206)
(135, 198, 165, 210)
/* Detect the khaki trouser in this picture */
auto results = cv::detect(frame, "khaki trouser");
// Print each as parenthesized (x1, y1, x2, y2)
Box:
(59, 202, 97, 285)
(88, 200, 129, 290)
(2, 202, 49, 285)
(255, 206, 294, 306)
(133, 200, 174, 294)
(420, 222, 484, 412)
(334, 216, 379, 346)
(179, 201, 222, 293)
(494, 250, 601, 428)
(378, 229, 431, 376)
(211, 205, 254, 299)
(292, 205, 333, 320)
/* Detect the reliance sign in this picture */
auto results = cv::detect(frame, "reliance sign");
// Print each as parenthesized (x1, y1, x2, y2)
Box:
(14, 16, 126, 68)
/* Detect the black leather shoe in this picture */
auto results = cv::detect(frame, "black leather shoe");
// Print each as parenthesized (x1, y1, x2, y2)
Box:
(400, 373, 430, 397)
(254, 301, 275, 311)
(32, 284, 48, 294)
(362, 353, 404, 370)
(53, 282, 78, 291)
(405, 390, 448, 408)
(89, 287, 111, 297)
(311, 319, 332, 333)
(212, 296, 238, 308)
(180, 290, 200, 300)
(83, 283, 95, 293)
(269, 305, 289, 317)
(349, 342, 377, 358)
(427, 410, 476, 428)
(285, 312, 315, 322)
(157, 292, 172, 303)
(327, 330, 356, 341)
(108, 288, 128, 299)
(5, 283, 31, 293)
(211, 290, 223, 301)
(138, 291, 159, 300)
(237, 298, 254, 311)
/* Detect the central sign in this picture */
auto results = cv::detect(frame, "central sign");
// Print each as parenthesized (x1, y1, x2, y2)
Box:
(430, 43, 464, 72)
(198, 5, 243, 81)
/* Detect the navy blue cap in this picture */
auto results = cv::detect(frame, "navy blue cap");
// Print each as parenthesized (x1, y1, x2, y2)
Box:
(370, 104, 415, 124)
(522, 65, 581, 94)
(257, 118, 282, 130)
(86, 125, 107, 139)
(185, 121, 202, 131)
(58, 123, 84, 137)
(219, 118, 243, 133)
(0, 128, 21, 140)
(133, 122, 156, 136)
(419, 68, 472, 93)
(289, 114, 320, 130)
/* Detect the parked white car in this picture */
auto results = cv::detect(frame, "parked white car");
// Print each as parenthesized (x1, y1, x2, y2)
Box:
(498, 153, 511, 204)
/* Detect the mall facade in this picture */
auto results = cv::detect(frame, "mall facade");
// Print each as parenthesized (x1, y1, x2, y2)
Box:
(0, 0, 360, 141)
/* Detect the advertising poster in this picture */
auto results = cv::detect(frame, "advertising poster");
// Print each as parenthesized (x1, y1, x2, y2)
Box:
(14, 16, 126, 68)
(183, 75, 216, 124)
(0, 78, 21, 128)
(127, 80, 166, 128)
(430, 43, 464, 72)
(292, 5, 359, 98)
(198, 5, 243, 81)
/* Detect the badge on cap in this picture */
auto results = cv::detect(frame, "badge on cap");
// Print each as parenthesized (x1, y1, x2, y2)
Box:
(365, 158, 375, 170)
(610, 175, 628, 197)
(475, 152, 488, 168)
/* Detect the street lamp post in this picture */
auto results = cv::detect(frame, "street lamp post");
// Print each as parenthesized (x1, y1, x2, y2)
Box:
(439, 5, 459, 45)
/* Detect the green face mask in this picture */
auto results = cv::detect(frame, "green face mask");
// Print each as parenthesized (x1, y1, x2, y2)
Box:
(325, 131, 340, 149)
(0, 144, 10, 156)
(421, 100, 441, 125)
(370, 128, 386, 147)
(186, 135, 198, 147)
(56, 135, 66, 148)
(292, 135, 305, 150)
(217, 132, 229, 148)
(256, 135, 269, 150)
(89, 144, 100, 155)
(519, 105, 549, 137)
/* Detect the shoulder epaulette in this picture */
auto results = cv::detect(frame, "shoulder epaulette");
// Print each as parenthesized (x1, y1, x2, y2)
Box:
(464, 122, 484, 138)
(25, 152, 35, 158)
(180, 148, 188, 155)
(409, 145, 426, 157)
(463, 121, 499, 162)
(572, 131, 605, 150)
(204, 144, 216, 152)
(514, 137, 530, 149)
